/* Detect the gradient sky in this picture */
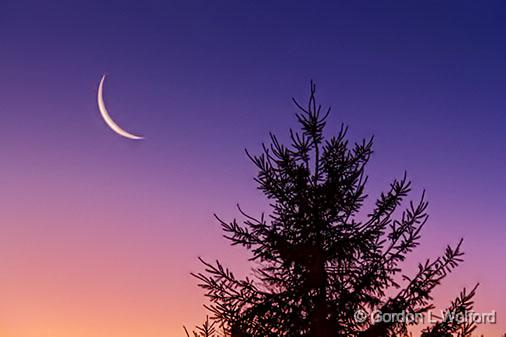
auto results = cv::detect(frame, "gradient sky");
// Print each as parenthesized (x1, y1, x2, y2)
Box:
(0, 1, 505, 336)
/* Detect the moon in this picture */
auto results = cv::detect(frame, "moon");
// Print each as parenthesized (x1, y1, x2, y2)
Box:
(97, 75, 144, 140)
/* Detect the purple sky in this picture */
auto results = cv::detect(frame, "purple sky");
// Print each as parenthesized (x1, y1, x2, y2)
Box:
(0, 1, 505, 336)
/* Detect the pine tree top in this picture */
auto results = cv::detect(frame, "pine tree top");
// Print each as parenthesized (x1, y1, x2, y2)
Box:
(189, 82, 478, 337)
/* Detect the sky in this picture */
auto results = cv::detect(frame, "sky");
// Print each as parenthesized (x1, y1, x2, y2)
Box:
(0, 0, 505, 336)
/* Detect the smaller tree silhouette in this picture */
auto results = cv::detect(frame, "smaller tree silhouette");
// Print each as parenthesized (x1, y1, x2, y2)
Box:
(187, 82, 479, 337)
(185, 316, 224, 337)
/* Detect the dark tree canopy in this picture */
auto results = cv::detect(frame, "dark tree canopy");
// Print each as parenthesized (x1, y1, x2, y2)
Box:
(187, 83, 478, 337)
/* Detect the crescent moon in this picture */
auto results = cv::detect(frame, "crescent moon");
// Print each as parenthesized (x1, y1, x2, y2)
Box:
(97, 75, 144, 140)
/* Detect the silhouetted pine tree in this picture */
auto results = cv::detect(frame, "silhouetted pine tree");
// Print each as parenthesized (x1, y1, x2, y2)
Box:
(188, 83, 478, 337)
